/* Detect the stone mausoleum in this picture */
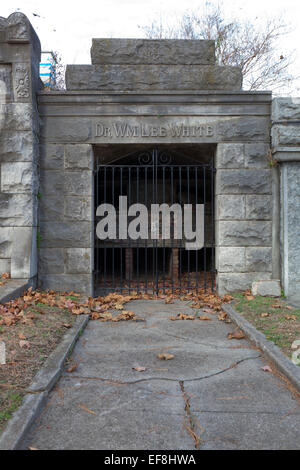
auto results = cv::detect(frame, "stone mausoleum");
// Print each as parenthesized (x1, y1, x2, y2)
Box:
(0, 12, 300, 299)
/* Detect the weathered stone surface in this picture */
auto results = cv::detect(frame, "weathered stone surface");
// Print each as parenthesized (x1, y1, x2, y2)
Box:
(38, 248, 64, 274)
(39, 274, 92, 295)
(244, 143, 269, 168)
(0, 103, 32, 131)
(0, 64, 12, 100)
(217, 247, 245, 272)
(252, 280, 281, 297)
(39, 170, 64, 196)
(39, 195, 64, 222)
(65, 248, 92, 274)
(64, 197, 92, 221)
(91, 38, 216, 65)
(40, 117, 92, 142)
(217, 195, 245, 220)
(217, 221, 272, 246)
(64, 145, 93, 170)
(246, 247, 272, 272)
(0, 193, 36, 226)
(218, 117, 269, 141)
(40, 144, 64, 170)
(64, 171, 93, 196)
(272, 97, 300, 121)
(216, 143, 244, 169)
(0, 228, 12, 258)
(272, 125, 300, 146)
(66, 64, 243, 91)
(0, 131, 35, 162)
(216, 169, 271, 195)
(218, 272, 271, 294)
(0, 259, 10, 273)
(11, 226, 37, 278)
(40, 222, 91, 248)
(245, 195, 272, 220)
(1, 162, 37, 193)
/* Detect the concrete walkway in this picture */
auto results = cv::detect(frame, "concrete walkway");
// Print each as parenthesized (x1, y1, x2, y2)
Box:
(21, 300, 300, 450)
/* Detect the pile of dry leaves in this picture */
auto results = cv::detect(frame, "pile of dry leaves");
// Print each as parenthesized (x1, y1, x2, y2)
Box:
(0, 286, 234, 327)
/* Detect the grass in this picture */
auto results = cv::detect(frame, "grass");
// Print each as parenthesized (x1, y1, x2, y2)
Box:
(233, 293, 300, 361)
(0, 302, 75, 434)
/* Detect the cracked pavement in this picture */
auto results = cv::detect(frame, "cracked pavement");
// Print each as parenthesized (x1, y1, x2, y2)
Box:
(21, 299, 300, 450)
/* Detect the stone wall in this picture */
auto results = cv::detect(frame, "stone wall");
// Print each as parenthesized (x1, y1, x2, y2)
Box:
(0, 13, 40, 281)
(272, 98, 300, 298)
(38, 144, 94, 295)
(215, 143, 273, 294)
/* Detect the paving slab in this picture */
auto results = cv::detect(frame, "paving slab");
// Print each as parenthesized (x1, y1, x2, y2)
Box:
(20, 299, 300, 450)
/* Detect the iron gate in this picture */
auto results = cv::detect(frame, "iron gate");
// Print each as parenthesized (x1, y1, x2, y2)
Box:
(94, 148, 215, 295)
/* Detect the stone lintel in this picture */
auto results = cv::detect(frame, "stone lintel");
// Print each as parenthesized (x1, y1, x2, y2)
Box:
(91, 38, 215, 65)
(65, 64, 243, 92)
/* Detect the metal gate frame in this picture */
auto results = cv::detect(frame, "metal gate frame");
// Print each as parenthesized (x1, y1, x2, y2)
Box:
(94, 148, 215, 295)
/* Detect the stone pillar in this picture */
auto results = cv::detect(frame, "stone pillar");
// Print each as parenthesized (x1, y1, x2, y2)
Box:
(272, 97, 300, 299)
(38, 144, 94, 295)
(0, 13, 41, 281)
(216, 143, 273, 294)
(125, 248, 133, 280)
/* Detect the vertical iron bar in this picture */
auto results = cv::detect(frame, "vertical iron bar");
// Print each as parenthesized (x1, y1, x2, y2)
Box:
(145, 167, 148, 293)
(211, 165, 215, 291)
(171, 166, 174, 294)
(195, 167, 199, 292)
(155, 150, 158, 295)
(203, 166, 207, 290)
(162, 165, 166, 294)
(112, 167, 115, 291)
(128, 167, 131, 294)
(120, 168, 123, 293)
(136, 167, 140, 293)
(104, 167, 107, 291)
(187, 166, 190, 290)
(179, 167, 182, 292)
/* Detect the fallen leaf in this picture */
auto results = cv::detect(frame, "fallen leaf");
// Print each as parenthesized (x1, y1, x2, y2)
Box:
(78, 404, 96, 415)
(67, 363, 78, 373)
(261, 365, 272, 373)
(62, 323, 72, 328)
(286, 305, 295, 310)
(227, 330, 245, 340)
(203, 308, 215, 314)
(18, 333, 26, 340)
(284, 314, 297, 321)
(198, 315, 211, 321)
(261, 313, 270, 318)
(157, 353, 174, 361)
(218, 312, 227, 321)
(19, 340, 30, 349)
(170, 313, 195, 321)
(246, 295, 254, 301)
(132, 366, 146, 372)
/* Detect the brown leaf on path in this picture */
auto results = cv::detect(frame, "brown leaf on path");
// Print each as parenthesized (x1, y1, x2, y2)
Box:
(67, 363, 78, 373)
(132, 366, 146, 372)
(18, 333, 26, 340)
(19, 340, 30, 349)
(169, 313, 195, 321)
(227, 330, 246, 340)
(1, 272, 10, 279)
(261, 312, 270, 318)
(78, 404, 96, 415)
(286, 305, 295, 310)
(165, 296, 174, 304)
(198, 315, 211, 321)
(203, 308, 215, 314)
(271, 304, 281, 309)
(157, 353, 174, 361)
(262, 365, 273, 373)
(62, 323, 72, 328)
(218, 311, 227, 321)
